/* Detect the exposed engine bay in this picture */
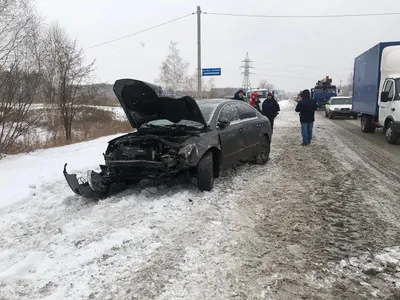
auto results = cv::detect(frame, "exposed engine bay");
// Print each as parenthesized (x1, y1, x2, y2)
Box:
(104, 133, 191, 163)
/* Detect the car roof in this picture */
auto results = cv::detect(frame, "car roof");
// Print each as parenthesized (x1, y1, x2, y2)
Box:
(196, 99, 233, 106)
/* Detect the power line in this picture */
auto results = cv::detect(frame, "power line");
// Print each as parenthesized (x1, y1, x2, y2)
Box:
(84, 12, 195, 50)
(203, 11, 400, 18)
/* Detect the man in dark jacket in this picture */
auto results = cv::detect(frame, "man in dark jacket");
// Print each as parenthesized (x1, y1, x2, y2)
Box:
(295, 89, 318, 145)
(233, 89, 245, 101)
(261, 92, 280, 132)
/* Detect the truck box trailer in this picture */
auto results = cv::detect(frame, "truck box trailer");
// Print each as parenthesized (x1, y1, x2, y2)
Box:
(352, 42, 400, 144)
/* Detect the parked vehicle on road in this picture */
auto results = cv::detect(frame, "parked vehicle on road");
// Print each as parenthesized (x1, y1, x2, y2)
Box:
(352, 42, 400, 144)
(325, 96, 358, 119)
(64, 79, 272, 199)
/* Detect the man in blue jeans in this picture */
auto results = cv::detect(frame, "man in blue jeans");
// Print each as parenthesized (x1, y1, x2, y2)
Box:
(295, 89, 318, 145)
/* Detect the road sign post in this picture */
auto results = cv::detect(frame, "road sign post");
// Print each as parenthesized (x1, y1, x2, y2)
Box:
(202, 68, 221, 76)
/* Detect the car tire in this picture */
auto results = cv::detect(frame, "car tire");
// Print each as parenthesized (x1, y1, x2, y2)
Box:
(385, 121, 399, 145)
(256, 135, 271, 165)
(325, 110, 328, 117)
(196, 151, 214, 192)
(328, 112, 334, 119)
(353, 114, 358, 120)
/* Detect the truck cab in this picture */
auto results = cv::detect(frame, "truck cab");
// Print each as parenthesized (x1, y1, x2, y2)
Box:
(311, 77, 337, 108)
(379, 78, 400, 143)
(377, 45, 400, 144)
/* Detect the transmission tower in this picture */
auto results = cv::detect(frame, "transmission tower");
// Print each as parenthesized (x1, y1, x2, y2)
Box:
(240, 52, 254, 91)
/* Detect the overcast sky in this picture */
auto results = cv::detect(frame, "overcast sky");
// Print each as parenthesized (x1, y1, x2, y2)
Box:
(36, 0, 400, 92)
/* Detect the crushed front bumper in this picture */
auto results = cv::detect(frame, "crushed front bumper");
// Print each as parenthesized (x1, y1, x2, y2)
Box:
(63, 164, 109, 199)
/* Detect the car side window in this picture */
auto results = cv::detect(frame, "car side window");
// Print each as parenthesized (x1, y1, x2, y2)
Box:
(235, 102, 257, 120)
(219, 103, 240, 122)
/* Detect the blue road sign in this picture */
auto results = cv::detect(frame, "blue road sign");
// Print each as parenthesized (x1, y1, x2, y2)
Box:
(202, 68, 221, 76)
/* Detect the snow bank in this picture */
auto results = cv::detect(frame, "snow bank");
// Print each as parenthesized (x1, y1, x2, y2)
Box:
(274, 99, 299, 127)
(0, 134, 122, 209)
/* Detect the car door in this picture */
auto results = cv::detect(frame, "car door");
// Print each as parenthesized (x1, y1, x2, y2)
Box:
(379, 79, 394, 125)
(217, 103, 246, 167)
(234, 102, 260, 158)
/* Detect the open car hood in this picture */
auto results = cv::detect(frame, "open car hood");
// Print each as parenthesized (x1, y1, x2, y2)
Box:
(113, 79, 207, 130)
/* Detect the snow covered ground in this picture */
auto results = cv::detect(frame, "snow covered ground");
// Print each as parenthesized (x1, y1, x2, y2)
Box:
(1, 100, 400, 299)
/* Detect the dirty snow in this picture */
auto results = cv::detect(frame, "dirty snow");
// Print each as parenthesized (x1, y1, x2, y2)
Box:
(1, 99, 400, 299)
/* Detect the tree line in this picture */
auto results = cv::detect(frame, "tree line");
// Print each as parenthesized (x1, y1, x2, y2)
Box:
(0, 0, 95, 155)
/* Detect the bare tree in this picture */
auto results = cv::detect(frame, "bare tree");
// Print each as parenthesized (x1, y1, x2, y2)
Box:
(183, 73, 197, 98)
(259, 79, 274, 90)
(42, 22, 95, 140)
(340, 71, 354, 96)
(157, 41, 189, 94)
(0, 0, 43, 156)
(347, 71, 353, 86)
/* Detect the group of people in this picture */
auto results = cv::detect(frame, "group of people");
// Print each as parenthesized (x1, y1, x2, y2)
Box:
(232, 89, 280, 131)
(232, 88, 318, 146)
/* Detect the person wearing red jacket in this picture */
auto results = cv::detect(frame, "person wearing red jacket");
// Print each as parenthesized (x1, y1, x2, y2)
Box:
(249, 92, 261, 112)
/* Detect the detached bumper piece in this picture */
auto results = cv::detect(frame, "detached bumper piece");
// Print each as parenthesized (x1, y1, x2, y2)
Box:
(63, 164, 125, 199)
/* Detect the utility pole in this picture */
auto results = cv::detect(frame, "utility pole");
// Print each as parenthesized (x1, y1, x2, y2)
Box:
(240, 52, 253, 91)
(197, 6, 202, 99)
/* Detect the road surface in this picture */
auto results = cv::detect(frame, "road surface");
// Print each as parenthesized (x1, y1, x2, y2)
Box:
(1, 100, 400, 300)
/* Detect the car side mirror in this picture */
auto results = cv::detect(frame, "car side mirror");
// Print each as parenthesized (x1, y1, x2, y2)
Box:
(218, 117, 230, 128)
(381, 91, 389, 102)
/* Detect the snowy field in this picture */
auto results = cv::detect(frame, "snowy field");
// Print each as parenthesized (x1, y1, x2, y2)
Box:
(1, 100, 400, 299)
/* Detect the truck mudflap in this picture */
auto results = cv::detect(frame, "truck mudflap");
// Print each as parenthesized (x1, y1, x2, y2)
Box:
(63, 164, 111, 199)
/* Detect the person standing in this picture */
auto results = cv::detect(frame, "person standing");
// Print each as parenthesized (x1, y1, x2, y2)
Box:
(250, 92, 261, 112)
(261, 92, 280, 132)
(233, 89, 246, 101)
(295, 89, 318, 146)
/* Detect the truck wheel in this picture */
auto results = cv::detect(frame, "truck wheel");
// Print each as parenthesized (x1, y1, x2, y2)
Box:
(361, 115, 375, 133)
(385, 121, 399, 144)
(196, 151, 214, 192)
(255, 135, 271, 165)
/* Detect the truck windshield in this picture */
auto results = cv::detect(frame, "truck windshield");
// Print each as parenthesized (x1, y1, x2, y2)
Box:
(315, 87, 336, 93)
(396, 79, 400, 99)
(331, 98, 352, 105)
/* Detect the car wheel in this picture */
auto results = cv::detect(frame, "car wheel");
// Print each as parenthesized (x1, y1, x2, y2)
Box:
(256, 135, 270, 165)
(328, 112, 334, 119)
(196, 151, 214, 192)
(385, 121, 399, 145)
(353, 114, 358, 120)
(325, 110, 328, 117)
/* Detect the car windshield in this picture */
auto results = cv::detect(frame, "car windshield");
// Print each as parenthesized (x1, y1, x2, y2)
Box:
(331, 98, 352, 105)
(199, 104, 218, 124)
(145, 119, 204, 129)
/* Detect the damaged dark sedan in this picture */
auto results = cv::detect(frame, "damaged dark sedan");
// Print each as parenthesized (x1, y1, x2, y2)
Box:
(64, 79, 272, 199)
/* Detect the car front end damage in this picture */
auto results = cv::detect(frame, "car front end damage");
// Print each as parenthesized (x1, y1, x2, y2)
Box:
(63, 133, 202, 199)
